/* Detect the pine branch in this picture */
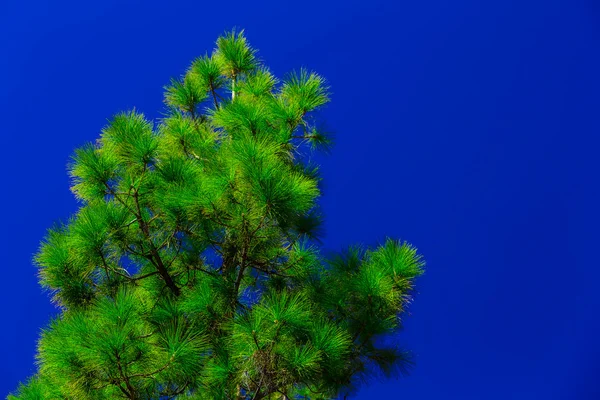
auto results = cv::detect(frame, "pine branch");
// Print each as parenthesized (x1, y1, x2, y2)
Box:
(115, 349, 136, 399)
(232, 210, 268, 307)
(210, 82, 220, 109)
(133, 190, 180, 296)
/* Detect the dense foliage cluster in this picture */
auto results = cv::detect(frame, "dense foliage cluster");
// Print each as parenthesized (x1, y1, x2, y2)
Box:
(11, 30, 424, 399)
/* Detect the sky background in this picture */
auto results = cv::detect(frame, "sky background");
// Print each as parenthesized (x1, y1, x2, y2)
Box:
(1, 0, 598, 398)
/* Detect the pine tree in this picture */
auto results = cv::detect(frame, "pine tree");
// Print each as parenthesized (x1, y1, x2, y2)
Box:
(10, 30, 424, 400)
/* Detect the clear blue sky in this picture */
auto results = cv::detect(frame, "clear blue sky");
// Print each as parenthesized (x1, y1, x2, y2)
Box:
(1, 0, 598, 398)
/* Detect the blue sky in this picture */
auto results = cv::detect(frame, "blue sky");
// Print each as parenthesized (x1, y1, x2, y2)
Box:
(1, 0, 598, 398)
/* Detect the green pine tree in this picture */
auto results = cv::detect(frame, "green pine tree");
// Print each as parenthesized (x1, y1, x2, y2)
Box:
(10, 29, 424, 400)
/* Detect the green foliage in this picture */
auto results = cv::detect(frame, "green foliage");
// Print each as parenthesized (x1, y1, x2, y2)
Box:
(281, 69, 329, 114)
(11, 30, 424, 399)
(214, 29, 258, 78)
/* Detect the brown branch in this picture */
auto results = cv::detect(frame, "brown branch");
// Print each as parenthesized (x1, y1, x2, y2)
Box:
(126, 357, 174, 379)
(126, 245, 149, 258)
(291, 135, 318, 139)
(251, 372, 265, 400)
(99, 252, 112, 283)
(166, 238, 183, 268)
(210, 82, 220, 110)
(132, 190, 180, 296)
(131, 270, 160, 281)
(232, 211, 268, 306)
(115, 350, 136, 399)
(249, 262, 291, 278)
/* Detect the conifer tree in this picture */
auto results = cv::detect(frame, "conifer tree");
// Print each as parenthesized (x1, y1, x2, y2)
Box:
(10, 30, 424, 400)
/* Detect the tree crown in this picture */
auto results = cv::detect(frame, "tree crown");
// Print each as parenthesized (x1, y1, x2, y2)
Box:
(11, 29, 424, 400)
